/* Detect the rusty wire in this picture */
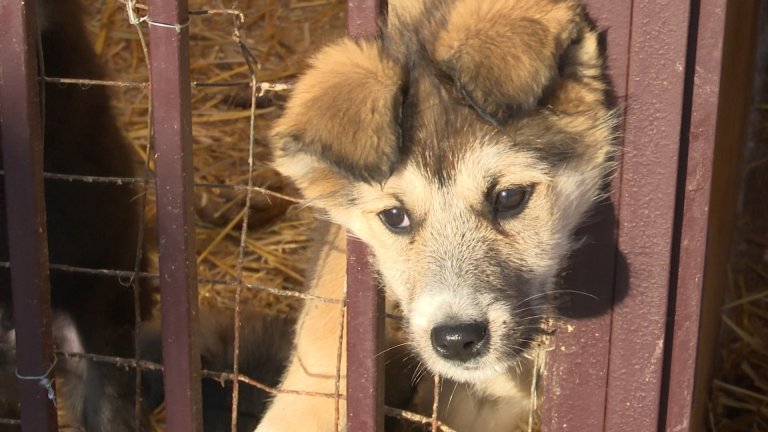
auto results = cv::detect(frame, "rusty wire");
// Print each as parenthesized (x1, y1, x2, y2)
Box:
(334, 290, 348, 432)
(383, 406, 457, 432)
(41, 76, 289, 90)
(227, 6, 258, 429)
(48, 350, 345, 399)
(0, 261, 343, 303)
(0, 170, 301, 203)
(0, 419, 21, 426)
(120, 2, 154, 424)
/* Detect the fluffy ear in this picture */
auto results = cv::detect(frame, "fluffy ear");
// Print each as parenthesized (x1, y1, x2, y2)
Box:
(271, 39, 405, 187)
(429, 0, 592, 123)
(542, 27, 607, 115)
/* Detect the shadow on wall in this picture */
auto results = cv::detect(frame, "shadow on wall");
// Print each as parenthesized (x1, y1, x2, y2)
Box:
(556, 198, 629, 320)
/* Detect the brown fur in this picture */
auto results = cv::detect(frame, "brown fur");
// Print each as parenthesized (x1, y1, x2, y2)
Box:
(260, 0, 614, 430)
(273, 40, 406, 183)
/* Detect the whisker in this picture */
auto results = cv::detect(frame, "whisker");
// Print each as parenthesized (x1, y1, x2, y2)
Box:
(445, 381, 460, 416)
(384, 350, 415, 366)
(513, 289, 599, 309)
(510, 324, 548, 332)
(508, 305, 546, 316)
(376, 341, 413, 358)
(417, 367, 431, 386)
(411, 362, 427, 387)
(513, 314, 550, 321)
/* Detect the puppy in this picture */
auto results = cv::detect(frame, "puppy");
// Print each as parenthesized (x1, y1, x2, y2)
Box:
(258, 0, 614, 430)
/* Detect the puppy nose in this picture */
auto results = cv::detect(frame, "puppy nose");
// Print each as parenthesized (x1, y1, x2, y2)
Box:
(430, 322, 488, 362)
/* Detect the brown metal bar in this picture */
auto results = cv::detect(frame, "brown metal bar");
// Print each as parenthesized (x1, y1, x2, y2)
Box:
(347, 0, 383, 40)
(604, 1, 692, 431)
(663, 2, 722, 429)
(540, 209, 617, 432)
(146, 0, 203, 431)
(346, 236, 385, 432)
(665, 1, 760, 430)
(345, 2, 385, 431)
(0, 0, 58, 430)
(540, 0, 630, 429)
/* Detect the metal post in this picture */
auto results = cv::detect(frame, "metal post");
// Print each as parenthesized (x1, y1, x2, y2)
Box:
(146, 1, 203, 430)
(604, 2, 692, 431)
(345, 2, 386, 430)
(0, 0, 58, 430)
(665, 1, 759, 430)
(346, 236, 385, 431)
(540, 0, 630, 429)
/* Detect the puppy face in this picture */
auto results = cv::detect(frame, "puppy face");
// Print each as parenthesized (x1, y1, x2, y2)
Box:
(273, 0, 614, 383)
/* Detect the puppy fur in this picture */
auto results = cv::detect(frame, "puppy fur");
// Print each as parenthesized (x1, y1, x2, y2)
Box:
(259, 0, 614, 430)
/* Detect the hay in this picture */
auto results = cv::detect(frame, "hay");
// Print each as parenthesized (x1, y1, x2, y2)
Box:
(83, 0, 346, 318)
(708, 93, 768, 427)
(709, 237, 768, 428)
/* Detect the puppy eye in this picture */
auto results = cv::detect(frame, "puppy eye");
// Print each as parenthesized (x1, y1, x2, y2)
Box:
(378, 207, 411, 232)
(493, 187, 531, 218)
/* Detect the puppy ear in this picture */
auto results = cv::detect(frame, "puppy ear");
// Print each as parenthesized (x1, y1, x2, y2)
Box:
(430, 0, 589, 123)
(271, 39, 404, 186)
(543, 27, 608, 115)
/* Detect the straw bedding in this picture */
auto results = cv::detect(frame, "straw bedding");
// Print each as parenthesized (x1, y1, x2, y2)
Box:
(86, 0, 346, 316)
(707, 94, 768, 430)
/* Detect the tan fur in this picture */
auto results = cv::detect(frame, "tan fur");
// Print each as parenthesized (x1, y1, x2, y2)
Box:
(256, 225, 349, 431)
(273, 39, 405, 183)
(431, 0, 584, 121)
(259, 1, 614, 430)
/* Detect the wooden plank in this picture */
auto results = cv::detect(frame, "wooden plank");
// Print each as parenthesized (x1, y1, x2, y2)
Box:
(347, 0, 383, 39)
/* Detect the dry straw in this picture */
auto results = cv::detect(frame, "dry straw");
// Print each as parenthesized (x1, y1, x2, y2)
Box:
(709, 249, 768, 430)
(707, 100, 768, 431)
(91, 0, 346, 316)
